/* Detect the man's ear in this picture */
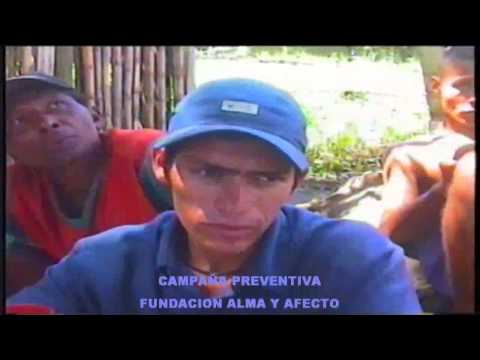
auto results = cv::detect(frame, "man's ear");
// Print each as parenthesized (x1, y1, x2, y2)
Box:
(152, 149, 170, 187)
(90, 106, 107, 133)
(291, 173, 306, 194)
(430, 76, 441, 94)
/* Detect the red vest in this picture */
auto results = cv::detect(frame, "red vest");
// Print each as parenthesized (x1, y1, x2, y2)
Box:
(7, 129, 166, 261)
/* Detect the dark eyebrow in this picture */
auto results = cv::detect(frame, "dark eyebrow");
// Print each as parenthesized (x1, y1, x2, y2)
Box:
(179, 155, 239, 174)
(179, 154, 291, 176)
(248, 170, 290, 177)
(9, 92, 72, 113)
(453, 77, 473, 85)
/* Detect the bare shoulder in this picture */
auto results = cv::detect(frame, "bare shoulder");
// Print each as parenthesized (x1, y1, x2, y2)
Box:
(453, 151, 475, 186)
(382, 142, 428, 182)
(383, 133, 473, 182)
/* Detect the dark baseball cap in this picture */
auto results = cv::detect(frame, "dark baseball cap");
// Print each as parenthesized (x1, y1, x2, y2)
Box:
(153, 78, 309, 173)
(6, 73, 87, 108)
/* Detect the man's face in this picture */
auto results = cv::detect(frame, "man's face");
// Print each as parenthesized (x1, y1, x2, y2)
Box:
(433, 60, 475, 138)
(7, 88, 102, 168)
(161, 136, 298, 258)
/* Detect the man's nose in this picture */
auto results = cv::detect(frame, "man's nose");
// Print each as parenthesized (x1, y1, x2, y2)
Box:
(214, 176, 249, 215)
(38, 113, 60, 132)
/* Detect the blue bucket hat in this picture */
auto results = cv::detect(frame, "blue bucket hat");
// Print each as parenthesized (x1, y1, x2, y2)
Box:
(153, 78, 309, 173)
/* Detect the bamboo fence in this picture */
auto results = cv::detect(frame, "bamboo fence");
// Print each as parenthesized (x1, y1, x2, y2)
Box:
(5, 46, 196, 130)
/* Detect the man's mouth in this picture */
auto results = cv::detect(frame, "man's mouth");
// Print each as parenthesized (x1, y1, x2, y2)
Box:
(201, 223, 255, 238)
(48, 135, 75, 147)
(457, 103, 475, 113)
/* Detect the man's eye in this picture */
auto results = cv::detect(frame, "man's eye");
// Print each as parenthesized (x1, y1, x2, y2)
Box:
(14, 115, 28, 124)
(49, 100, 68, 110)
(197, 168, 223, 179)
(255, 174, 282, 184)
(444, 86, 460, 98)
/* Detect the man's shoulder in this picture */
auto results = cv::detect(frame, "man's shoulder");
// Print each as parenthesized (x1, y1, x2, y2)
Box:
(102, 129, 165, 170)
(106, 129, 165, 148)
(72, 211, 175, 259)
(7, 164, 46, 206)
(384, 132, 473, 163)
(7, 163, 35, 183)
(281, 206, 399, 266)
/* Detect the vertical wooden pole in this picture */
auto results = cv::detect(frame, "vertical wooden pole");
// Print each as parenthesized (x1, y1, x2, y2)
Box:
(47, 46, 56, 75)
(184, 47, 196, 94)
(20, 46, 35, 75)
(55, 46, 74, 86)
(94, 46, 104, 115)
(133, 46, 142, 128)
(6, 46, 17, 77)
(74, 46, 83, 91)
(155, 46, 167, 130)
(123, 46, 134, 129)
(142, 46, 155, 129)
(102, 47, 113, 129)
(172, 46, 185, 105)
(165, 47, 175, 120)
(81, 46, 95, 108)
(112, 46, 123, 128)
(36, 46, 47, 73)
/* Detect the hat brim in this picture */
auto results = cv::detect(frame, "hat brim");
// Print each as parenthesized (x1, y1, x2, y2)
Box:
(6, 75, 86, 107)
(153, 124, 309, 173)
(6, 75, 74, 92)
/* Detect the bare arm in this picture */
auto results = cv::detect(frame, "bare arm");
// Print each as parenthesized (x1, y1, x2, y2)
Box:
(7, 243, 55, 297)
(6, 221, 55, 297)
(379, 154, 445, 248)
(441, 151, 475, 313)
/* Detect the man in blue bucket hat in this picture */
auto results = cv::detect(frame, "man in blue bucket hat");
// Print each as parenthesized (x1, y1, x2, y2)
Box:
(7, 78, 421, 314)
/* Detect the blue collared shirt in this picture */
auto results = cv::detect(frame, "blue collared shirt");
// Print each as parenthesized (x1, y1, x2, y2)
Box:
(7, 206, 422, 314)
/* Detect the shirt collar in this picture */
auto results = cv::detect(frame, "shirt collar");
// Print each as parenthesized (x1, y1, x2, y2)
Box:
(154, 209, 287, 277)
(155, 211, 189, 271)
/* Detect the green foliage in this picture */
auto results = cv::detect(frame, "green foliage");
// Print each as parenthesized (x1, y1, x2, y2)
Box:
(307, 125, 379, 180)
(306, 125, 426, 181)
(380, 126, 426, 145)
(340, 90, 369, 104)
(301, 105, 318, 130)
(197, 46, 417, 64)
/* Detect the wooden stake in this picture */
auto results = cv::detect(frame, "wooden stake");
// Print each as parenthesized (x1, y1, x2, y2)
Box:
(123, 46, 134, 129)
(142, 46, 155, 129)
(102, 47, 113, 129)
(165, 47, 175, 119)
(48, 46, 56, 75)
(20, 46, 34, 75)
(184, 47, 196, 94)
(37, 46, 55, 75)
(6, 46, 17, 77)
(155, 46, 167, 130)
(81, 46, 95, 108)
(55, 46, 74, 86)
(172, 46, 185, 106)
(133, 46, 142, 127)
(112, 46, 123, 128)
(74, 46, 83, 91)
(94, 46, 104, 115)
(36, 46, 47, 73)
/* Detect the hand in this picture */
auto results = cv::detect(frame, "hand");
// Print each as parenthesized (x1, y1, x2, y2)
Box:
(6, 304, 56, 315)
(438, 160, 457, 193)
(424, 160, 457, 202)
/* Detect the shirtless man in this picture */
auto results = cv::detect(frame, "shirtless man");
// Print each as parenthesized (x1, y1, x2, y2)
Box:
(379, 46, 475, 313)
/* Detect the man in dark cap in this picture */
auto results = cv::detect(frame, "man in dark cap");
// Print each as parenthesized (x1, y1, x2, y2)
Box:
(6, 73, 172, 295)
